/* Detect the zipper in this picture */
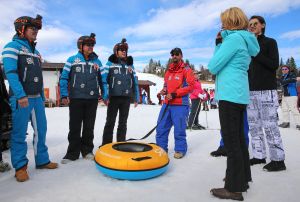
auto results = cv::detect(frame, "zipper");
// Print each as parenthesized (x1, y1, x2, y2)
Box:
(90, 65, 92, 74)
(96, 76, 99, 88)
(73, 74, 76, 87)
(130, 79, 132, 88)
(23, 67, 28, 82)
(112, 77, 115, 88)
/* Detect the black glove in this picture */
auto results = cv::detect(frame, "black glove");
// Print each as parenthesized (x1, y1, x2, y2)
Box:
(171, 93, 177, 99)
(215, 31, 222, 46)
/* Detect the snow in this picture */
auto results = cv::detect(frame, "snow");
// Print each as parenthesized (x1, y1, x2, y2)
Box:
(1, 73, 299, 202)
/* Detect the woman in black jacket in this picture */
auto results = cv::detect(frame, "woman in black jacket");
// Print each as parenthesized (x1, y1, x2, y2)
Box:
(247, 15, 286, 172)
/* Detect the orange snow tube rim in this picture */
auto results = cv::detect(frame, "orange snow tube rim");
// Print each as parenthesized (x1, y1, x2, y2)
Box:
(95, 142, 169, 171)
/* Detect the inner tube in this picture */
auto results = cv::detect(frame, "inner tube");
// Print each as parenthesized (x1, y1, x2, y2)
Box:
(95, 142, 169, 180)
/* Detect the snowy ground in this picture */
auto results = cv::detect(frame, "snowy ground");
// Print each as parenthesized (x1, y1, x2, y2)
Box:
(0, 105, 299, 202)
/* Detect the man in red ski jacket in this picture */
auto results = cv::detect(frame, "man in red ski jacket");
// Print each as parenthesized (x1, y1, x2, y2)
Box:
(156, 48, 195, 159)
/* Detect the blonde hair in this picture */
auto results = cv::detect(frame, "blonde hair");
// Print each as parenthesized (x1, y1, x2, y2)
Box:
(221, 7, 249, 30)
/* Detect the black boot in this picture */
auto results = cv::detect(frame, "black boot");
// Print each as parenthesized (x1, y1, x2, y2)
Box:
(210, 146, 227, 157)
(296, 125, 300, 130)
(263, 161, 286, 172)
(278, 122, 290, 128)
(250, 158, 266, 166)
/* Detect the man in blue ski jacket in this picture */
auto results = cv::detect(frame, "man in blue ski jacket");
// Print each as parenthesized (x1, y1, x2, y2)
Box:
(2, 15, 58, 182)
(59, 33, 106, 163)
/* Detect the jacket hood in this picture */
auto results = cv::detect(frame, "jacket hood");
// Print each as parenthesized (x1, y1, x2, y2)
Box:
(221, 30, 259, 57)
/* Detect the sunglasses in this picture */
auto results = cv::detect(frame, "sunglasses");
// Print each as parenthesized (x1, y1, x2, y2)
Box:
(85, 43, 95, 47)
(27, 26, 39, 31)
(249, 22, 259, 27)
(171, 52, 180, 57)
(118, 48, 127, 52)
(281, 68, 289, 71)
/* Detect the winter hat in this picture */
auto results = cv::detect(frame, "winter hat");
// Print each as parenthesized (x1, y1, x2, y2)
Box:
(113, 38, 128, 55)
(14, 14, 42, 37)
(77, 33, 96, 50)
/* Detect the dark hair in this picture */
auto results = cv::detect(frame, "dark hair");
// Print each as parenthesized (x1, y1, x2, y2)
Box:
(170, 47, 182, 56)
(250, 15, 266, 34)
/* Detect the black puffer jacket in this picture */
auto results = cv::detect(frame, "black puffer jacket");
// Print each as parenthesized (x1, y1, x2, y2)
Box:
(248, 34, 279, 91)
(0, 67, 11, 116)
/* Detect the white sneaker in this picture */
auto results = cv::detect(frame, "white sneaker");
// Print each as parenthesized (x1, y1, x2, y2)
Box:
(61, 159, 72, 164)
(83, 153, 94, 160)
(0, 160, 11, 172)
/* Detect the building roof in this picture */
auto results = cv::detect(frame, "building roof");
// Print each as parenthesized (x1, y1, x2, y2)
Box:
(138, 80, 156, 86)
(0, 62, 65, 70)
(42, 62, 65, 70)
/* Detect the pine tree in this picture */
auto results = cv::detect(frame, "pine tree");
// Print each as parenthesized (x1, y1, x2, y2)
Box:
(158, 60, 161, 67)
(286, 58, 290, 66)
(289, 57, 297, 69)
(279, 58, 284, 67)
(185, 59, 190, 66)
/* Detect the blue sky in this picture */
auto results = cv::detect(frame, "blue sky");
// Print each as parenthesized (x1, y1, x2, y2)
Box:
(1, 0, 300, 71)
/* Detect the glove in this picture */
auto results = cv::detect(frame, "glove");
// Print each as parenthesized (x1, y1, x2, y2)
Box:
(198, 93, 206, 100)
(215, 31, 222, 46)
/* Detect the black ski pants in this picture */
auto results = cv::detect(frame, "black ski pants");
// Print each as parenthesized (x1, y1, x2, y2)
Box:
(219, 100, 251, 192)
(188, 98, 201, 127)
(102, 96, 131, 145)
(64, 99, 98, 160)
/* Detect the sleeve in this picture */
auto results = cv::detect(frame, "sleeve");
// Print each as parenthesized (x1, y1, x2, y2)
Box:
(2, 42, 26, 99)
(280, 74, 297, 86)
(99, 60, 109, 100)
(175, 68, 195, 97)
(161, 71, 168, 93)
(59, 57, 72, 98)
(208, 35, 239, 75)
(131, 65, 140, 102)
(190, 81, 204, 97)
(252, 38, 279, 71)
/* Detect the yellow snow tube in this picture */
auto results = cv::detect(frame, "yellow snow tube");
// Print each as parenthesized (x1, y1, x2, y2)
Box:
(94, 142, 169, 180)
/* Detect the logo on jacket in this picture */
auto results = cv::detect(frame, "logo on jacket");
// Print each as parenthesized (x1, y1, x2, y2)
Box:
(125, 90, 129, 94)
(74, 58, 81, 64)
(175, 76, 180, 80)
(114, 69, 119, 74)
(168, 76, 172, 80)
(26, 57, 34, 65)
(34, 77, 39, 82)
(117, 81, 121, 85)
(76, 66, 81, 72)
(21, 46, 29, 53)
(90, 91, 94, 95)
(80, 83, 85, 88)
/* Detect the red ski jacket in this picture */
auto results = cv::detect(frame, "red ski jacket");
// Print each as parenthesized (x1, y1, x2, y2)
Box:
(162, 61, 194, 105)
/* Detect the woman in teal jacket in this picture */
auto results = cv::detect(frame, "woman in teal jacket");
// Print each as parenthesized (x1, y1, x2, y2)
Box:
(208, 7, 259, 201)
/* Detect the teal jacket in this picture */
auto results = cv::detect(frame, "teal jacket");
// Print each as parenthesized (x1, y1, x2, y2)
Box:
(208, 30, 260, 104)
